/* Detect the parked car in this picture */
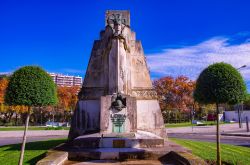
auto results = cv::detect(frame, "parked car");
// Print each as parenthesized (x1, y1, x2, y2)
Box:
(207, 114, 216, 121)
(45, 121, 69, 127)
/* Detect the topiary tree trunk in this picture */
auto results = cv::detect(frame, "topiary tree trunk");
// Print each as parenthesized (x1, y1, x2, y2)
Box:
(216, 103, 221, 165)
(18, 107, 31, 165)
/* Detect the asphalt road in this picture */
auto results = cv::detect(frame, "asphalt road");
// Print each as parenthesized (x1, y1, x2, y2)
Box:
(0, 135, 67, 146)
(0, 124, 249, 147)
(167, 123, 250, 147)
(0, 130, 68, 146)
(168, 132, 250, 147)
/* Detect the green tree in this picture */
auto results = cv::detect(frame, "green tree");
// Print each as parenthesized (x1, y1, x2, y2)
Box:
(5, 66, 57, 165)
(244, 93, 250, 109)
(194, 62, 246, 165)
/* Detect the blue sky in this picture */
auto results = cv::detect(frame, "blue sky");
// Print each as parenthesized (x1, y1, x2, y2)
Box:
(1, 0, 250, 90)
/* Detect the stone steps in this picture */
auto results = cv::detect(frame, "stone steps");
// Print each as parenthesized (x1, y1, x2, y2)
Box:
(66, 137, 190, 161)
(37, 141, 207, 165)
(67, 147, 174, 161)
(73, 137, 165, 148)
(65, 159, 174, 165)
(72, 132, 165, 149)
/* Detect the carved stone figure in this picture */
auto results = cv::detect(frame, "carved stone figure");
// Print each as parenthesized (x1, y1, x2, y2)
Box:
(111, 92, 126, 111)
(118, 43, 127, 93)
(107, 13, 126, 36)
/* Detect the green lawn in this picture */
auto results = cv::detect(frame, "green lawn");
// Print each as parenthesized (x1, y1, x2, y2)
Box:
(0, 126, 70, 131)
(170, 138, 250, 165)
(1, 138, 249, 165)
(166, 121, 231, 128)
(0, 139, 66, 165)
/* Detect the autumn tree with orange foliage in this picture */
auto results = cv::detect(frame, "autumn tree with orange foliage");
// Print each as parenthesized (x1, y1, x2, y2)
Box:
(57, 86, 79, 111)
(55, 86, 80, 122)
(154, 76, 195, 111)
(0, 78, 13, 124)
(153, 76, 196, 122)
(0, 77, 8, 104)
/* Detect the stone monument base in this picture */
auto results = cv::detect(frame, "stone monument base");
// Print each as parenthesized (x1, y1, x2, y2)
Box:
(36, 132, 207, 165)
(70, 131, 164, 151)
(36, 141, 207, 165)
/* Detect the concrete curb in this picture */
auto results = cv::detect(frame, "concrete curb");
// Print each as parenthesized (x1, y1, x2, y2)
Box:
(221, 133, 250, 137)
(36, 151, 68, 165)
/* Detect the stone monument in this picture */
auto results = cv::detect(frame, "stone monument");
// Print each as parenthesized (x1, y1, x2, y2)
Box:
(68, 10, 166, 141)
(37, 10, 207, 165)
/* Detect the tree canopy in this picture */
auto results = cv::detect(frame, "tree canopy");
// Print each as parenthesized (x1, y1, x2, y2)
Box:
(0, 78, 8, 104)
(57, 85, 79, 111)
(194, 62, 247, 105)
(5, 66, 58, 107)
(153, 76, 195, 112)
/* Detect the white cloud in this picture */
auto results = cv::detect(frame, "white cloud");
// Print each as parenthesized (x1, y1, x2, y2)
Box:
(61, 68, 85, 75)
(146, 36, 250, 85)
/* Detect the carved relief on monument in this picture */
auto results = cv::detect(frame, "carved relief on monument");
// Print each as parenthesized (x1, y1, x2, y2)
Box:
(106, 10, 130, 26)
(107, 13, 126, 37)
(110, 93, 128, 133)
(118, 40, 128, 94)
(131, 54, 152, 88)
(105, 11, 131, 53)
(131, 88, 158, 100)
(111, 92, 126, 111)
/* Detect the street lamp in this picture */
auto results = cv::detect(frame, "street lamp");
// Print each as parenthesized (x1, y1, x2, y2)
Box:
(237, 65, 247, 70)
(237, 65, 247, 128)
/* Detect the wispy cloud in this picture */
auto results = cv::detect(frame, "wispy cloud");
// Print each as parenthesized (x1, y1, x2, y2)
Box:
(146, 34, 250, 90)
(62, 68, 85, 75)
(47, 68, 85, 77)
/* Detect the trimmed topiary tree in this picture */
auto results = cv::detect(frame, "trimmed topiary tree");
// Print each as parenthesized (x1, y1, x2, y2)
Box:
(5, 66, 57, 165)
(194, 62, 247, 165)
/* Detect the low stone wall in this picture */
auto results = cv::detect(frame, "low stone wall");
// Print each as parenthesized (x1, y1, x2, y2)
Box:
(36, 150, 68, 165)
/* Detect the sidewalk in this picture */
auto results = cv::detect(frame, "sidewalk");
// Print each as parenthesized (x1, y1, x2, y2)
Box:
(0, 130, 69, 138)
(221, 132, 250, 137)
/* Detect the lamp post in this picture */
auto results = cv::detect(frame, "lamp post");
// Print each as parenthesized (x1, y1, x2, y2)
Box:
(237, 65, 247, 70)
(237, 65, 247, 128)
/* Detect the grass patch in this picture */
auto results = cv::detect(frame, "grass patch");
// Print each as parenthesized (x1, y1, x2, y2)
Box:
(170, 138, 250, 165)
(0, 126, 70, 131)
(166, 121, 231, 128)
(45, 126, 70, 130)
(0, 138, 66, 165)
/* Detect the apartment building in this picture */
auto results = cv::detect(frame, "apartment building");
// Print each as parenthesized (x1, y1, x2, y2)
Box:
(0, 72, 82, 87)
(49, 73, 82, 87)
